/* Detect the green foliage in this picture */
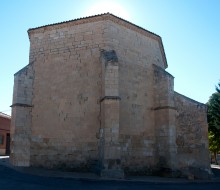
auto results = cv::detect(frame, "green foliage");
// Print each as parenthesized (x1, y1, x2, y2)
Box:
(209, 131, 220, 153)
(216, 81, 220, 93)
(207, 82, 220, 164)
(207, 82, 220, 134)
(207, 81, 220, 158)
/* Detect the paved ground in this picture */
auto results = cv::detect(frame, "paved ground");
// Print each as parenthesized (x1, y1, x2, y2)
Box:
(1, 156, 220, 190)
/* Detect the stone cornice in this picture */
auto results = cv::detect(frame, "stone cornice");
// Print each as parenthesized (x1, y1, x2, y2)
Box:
(152, 106, 177, 111)
(27, 13, 168, 68)
(10, 103, 33, 108)
(100, 96, 121, 102)
(153, 64, 174, 78)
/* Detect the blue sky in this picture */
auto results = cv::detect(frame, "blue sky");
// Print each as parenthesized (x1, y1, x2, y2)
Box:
(1, 0, 220, 115)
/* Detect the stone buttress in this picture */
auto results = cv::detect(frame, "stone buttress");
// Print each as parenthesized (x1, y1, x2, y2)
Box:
(99, 50, 124, 178)
(153, 64, 177, 174)
(10, 64, 34, 166)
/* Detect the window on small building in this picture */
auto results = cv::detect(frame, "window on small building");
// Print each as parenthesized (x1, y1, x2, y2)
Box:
(0, 135, 4, 145)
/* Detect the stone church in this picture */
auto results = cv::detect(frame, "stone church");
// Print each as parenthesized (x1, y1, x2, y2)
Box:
(10, 13, 211, 178)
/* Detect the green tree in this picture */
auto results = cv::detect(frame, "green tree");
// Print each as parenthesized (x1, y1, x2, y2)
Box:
(207, 82, 220, 164)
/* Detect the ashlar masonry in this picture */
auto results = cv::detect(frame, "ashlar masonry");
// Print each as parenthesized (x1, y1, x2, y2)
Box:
(10, 13, 211, 179)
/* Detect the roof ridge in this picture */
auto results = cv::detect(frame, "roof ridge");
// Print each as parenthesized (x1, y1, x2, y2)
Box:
(28, 12, 109, 32)
(27, 13, 160, 38)
(0, 112, 11, 119)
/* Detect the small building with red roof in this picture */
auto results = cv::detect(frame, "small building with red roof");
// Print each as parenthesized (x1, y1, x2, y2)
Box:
(0, 112, 11, 155)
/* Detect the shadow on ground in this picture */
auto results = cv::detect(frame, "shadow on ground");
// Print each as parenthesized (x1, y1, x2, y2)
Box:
(1, 156, 220, 183)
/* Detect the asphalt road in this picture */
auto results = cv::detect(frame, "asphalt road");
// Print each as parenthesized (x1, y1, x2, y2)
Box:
(1, 164, 220, 190)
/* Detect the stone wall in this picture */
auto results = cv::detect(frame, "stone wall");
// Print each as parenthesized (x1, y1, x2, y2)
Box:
(11, 14, 210, 178)
(28, 20, 107, 170)
(26, 15, 168, 172)
(101, 20, 167, 174)
(175, 92, 211, 178)
(10, 64, 34, 166)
